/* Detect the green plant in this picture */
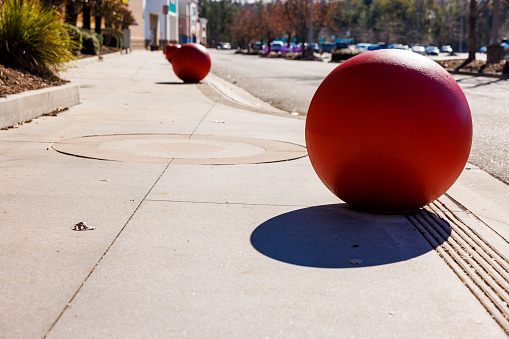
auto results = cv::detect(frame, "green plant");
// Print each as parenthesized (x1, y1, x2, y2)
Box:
(101, 28, 123, 49)
(80, 28, 103, 55)
(67, 24, 83, 55)
(0, 0, 77, 75)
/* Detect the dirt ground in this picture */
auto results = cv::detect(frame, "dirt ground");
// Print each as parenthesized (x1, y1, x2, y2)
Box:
(434, 58, 508, 75)
(0, 65, 67, 98)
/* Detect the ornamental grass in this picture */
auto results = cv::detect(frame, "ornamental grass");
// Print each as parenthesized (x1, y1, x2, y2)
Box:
(0, 0, 77, 76)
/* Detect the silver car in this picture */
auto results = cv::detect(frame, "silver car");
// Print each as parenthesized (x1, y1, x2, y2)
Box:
(411, 45, 426, 55)
(425, 46, 439, 55)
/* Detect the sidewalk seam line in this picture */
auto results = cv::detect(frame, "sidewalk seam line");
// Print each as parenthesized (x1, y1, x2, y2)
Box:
(189, 101, 217, 137)
(445, 192, 509, 245)
(42, 160, 173, 338)
(129, 52, 151, 81)
(144, 199, 308, 207)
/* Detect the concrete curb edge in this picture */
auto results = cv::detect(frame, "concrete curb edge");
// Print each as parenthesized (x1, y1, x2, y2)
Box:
(0, 82, 80, 129)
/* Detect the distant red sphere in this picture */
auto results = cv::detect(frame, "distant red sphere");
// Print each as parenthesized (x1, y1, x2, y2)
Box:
(305, 49, 472, 213)
(171, 43, 211, 83)
(165, 44, 181, 63)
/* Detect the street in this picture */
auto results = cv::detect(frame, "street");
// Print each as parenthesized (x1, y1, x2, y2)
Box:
(209, 49, 509, 185)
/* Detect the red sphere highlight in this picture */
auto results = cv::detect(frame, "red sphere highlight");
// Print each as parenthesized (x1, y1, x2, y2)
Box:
(305, 49, 472, 213)
(165, 44, 181, 63)
(171, 43, 211, 83)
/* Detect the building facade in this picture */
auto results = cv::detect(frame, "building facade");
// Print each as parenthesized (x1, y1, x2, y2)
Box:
(178, 0, 197, 44)
(128, 0, 179, 49)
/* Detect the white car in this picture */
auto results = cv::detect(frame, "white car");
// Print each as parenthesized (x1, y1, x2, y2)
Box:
(440, 45, 453, 53)
(425, 46, 439, 55)
(411, 45, 426, 55)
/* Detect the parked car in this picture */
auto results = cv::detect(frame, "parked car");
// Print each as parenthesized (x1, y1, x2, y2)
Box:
(440, 45, 453, 53)
(502, 41, 509, 58)
(478, 44, 509, 58)
(216, 42, 231, 50)
(334, 41, 349, 49)
(304, 43, 319, 53)
(320, 43, 336, 53)
(356, 43, 371, 50)
(367, 44, 382, 50)
(388, 44, 410, 50)
(355, 43, 382, 51)
(252, 42, 266, 51)
(411, 45, 426, 55)
(425, 45, 439, 55)
(270, 41, 284, 52)
(290, 43, 302, 53)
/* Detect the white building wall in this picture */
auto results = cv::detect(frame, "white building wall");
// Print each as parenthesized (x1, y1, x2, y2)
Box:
(143, 0, 179, 47)
(178, 0, 200, 43)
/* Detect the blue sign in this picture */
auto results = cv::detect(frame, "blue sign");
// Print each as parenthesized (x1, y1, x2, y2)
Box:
(169, 0, 176, 14)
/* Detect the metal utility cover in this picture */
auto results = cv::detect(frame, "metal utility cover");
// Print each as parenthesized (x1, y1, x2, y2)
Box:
(51, 134, 307, 165)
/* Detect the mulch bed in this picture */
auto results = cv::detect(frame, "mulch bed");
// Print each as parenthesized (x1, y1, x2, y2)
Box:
(1, 46, 121, 98)
(0, 64, 67, 98)
(434, 58, 508, 76)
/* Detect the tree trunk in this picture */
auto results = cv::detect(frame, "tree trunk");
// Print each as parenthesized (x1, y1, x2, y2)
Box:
(94, 15, 102, 34)
(65, 4, 77, 25)
(456, 0, 477, 70)
(82, 6, 91, 29)
(467, 0, 476, 61)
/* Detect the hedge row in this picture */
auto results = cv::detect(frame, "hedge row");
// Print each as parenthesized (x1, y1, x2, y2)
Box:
(67, 27, 124, 55)
(102, 28, 124, 49)
(331, 48, 364, 62)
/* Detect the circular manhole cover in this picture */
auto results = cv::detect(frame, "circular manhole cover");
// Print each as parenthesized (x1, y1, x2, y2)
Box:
(51, 134, 307, 165)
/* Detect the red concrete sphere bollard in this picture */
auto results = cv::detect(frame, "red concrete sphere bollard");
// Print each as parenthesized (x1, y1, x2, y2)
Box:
(305, 49, 472, 213)
(165, 44, 180, 63)
(171, 43, 211, 83)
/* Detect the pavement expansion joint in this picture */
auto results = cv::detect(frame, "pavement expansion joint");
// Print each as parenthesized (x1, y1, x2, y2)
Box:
(406, 198, 509, 334)
(144, 198, 309, 208)
(51, 133, 307, 165)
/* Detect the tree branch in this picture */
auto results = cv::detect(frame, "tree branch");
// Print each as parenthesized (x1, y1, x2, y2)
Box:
(476, 0, 490, 16)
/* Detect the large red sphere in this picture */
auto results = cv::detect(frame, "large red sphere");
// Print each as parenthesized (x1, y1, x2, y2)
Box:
(171, 43, 211, 83)
(305, 49, 472, 213)
(165, 44, 181, 63)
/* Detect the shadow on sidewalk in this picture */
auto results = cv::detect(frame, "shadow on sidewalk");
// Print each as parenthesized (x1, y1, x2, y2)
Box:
(250, 204, 449, 268)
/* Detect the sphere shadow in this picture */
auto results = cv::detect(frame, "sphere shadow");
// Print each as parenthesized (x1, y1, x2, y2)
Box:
(250, 204, 450, 268)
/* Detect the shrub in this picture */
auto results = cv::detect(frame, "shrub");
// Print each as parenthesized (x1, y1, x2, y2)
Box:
(331, 48, 364, 62)
(80, 29, 103, 55)
(67, 25, 83, 55)
(101, 28, 123, 49)
(0, 0, 77, 75)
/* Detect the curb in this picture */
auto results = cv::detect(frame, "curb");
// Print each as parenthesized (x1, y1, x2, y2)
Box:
(0, 50, 129, 129)
(75, 49, 128, 65)
(0, 82, 80, 129)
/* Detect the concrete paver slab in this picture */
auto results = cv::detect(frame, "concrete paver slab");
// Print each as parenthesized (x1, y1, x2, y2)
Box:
(47, 201, 504, 338)
(146, 157, 333, 207)
(0, 152, 166, 338)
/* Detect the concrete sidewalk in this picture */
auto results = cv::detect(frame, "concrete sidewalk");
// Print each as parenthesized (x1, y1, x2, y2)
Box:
(1, 50, 509, 338)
